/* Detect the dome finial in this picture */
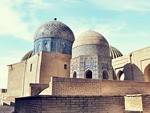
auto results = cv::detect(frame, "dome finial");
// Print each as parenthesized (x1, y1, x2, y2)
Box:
(54, 18, 57, 21)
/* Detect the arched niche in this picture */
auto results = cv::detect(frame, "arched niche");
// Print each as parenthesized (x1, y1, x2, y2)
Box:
(85, 70, 92, 79)
(73, 71, 77, 78)
(144, 64, 150, 82)
(102, 70, 109, 80)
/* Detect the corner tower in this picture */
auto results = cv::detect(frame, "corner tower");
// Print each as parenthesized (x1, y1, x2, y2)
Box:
(71, 30, 113, 80)
(34, 19, 75, 83)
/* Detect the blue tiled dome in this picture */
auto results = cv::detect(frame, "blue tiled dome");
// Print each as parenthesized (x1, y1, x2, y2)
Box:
(34, 20, 75, 42)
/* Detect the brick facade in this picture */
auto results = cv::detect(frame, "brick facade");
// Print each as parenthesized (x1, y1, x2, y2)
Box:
(40, 77, 150, 96)
(15, 95, 125, 113)
(14, 95, 150, 113)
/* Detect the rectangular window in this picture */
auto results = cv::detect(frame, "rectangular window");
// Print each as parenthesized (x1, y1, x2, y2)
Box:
(1, 89, 7, 93)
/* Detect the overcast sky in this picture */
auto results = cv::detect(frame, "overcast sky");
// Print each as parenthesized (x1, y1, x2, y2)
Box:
(0, 0, 150, 88)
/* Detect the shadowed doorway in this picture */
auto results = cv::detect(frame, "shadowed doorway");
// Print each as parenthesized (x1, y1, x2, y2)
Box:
(73, 71, 77, 78)
(85, 70, 92, 79)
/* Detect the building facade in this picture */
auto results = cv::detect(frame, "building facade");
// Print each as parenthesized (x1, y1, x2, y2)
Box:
(2, 19, 150, 113)
(112, 47, 150, 81)
(6, 19, 75, 100)
(71, 30, 113, 80)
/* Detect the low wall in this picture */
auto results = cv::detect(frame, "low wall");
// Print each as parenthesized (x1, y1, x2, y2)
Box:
(14, 95, 150, 113)
(50, 77, 150, 96)
(15, 95, 124, 113)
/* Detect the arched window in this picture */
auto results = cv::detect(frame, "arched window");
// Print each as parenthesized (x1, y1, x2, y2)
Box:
(85, 70, 92, 79)
(73, 71, 77, 78)
(102, 70, 109, 80)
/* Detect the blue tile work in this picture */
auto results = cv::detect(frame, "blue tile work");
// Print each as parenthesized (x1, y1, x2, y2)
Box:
(71, 55, 113, 80)
(71, 44, 113, 80)
(34, 37, 73, 55)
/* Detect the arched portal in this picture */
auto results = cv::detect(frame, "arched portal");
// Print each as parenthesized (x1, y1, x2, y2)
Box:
(117, 70, 125, 81)
(85, 70, 92, 79)
(102, 70, 109, 80)
(144, 64, 150, 82)
(73, 71, 77, 78)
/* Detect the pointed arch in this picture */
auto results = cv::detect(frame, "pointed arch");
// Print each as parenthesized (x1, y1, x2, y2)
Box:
(102, 70, 109, 80)
(73, 71, 77, 78)
(117, 70, 125, 80)
(144, 64, 150, 82)
(85, 70, 92, 79)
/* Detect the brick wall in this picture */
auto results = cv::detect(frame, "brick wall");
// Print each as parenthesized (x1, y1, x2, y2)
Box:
(142, 95, 150, 113)
(51, 77, 101, 96)
(15, 95, 124, 113)
(14, 95, 150, 113)
(30, 84, 49, 96)
(0, 106, 14, 113)
(15, 97, 42, 113)
(49, 77, 150, 96)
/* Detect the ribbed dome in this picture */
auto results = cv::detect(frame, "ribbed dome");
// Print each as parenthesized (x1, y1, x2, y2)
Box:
(21, 50, 33, 61)
(34, 20, 75, 42)
(110, 46, 123, 59)
(73, 30, 109, 47)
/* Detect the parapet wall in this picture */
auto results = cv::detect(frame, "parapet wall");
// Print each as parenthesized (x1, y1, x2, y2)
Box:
(49, 77, 150, 96)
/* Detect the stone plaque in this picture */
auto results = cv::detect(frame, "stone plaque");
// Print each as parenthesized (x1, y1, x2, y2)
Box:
(125, 94, 143, 111)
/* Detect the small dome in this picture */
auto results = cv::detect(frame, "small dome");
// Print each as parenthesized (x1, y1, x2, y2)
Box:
(110, 46, 123, 59)
(21, 50, 33, 61)
(73, 30, 109, 47)
(72, 30, 110, 58)
(34, 20, 75, 42)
